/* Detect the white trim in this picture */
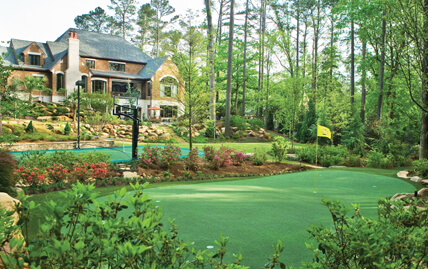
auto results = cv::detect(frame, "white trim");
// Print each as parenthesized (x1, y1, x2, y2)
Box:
(91, 78, 107, 82)
(55, 71, 64, 75)
(28, 52, 41, 56)
(86, 58, 96, 61)
(81, 73, 89, 77)
(109, 61, 126, 65)
(159, 75, 179, 83)
(32, 74, 44, 77)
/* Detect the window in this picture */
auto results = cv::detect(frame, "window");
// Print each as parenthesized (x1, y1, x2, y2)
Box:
(160, 77, 178, 98)
(86, 60, 95, 69)
(91, 80, 106, 93)
(29, 54, 40, 66)
(160, 105, 178, 118)
(109, 62, 125, 72)
(56, 73, 64, 90)
(81, 76, 88, 90)
(147, 83, 152, 97)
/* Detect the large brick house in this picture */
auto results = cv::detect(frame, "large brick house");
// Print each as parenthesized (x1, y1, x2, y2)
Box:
(0, 28, 184, 120)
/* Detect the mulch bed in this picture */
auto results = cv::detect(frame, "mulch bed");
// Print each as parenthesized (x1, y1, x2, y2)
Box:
(137, 160, 307, 180)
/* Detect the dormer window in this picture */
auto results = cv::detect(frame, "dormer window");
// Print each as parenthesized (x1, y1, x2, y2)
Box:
(86, 59, 95, 69)
(109, 61, 125, 72)
(28, 52, 41, 66)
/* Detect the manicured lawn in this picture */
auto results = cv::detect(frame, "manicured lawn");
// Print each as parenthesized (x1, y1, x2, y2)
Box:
(95, 169, 416, 267)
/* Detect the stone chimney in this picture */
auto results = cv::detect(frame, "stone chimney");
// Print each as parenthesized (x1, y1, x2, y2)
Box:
(65, 31, 81, 95)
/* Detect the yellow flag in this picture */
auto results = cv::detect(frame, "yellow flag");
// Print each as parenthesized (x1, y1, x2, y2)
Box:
(317, 125, 331, 139)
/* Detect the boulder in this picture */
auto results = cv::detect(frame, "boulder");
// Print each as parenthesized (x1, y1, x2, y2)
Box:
(142, 132, 149, 137)
(231, 127, 238, 132)
(155, 128, 164, 135)
(422, 180, 428, 186)
(216, 122, 225, 128)
(147, 135, 158, 141)
(0, 192, 24, 258)
(148, 132, 158, 138)
(391, 193, 414, 201)
(221, 127, 226, 133)
(397, 170, 410, 179)
(417, 188, 428, 198)
(159, 133, 172, 140)
(56, 116, 72, 122)
(100, 133, 110, 138)
(410, 176, 422, 183)
(104, 124, 113, 130)
(36, 116, 53, 121)
(248, 131, 256, 137)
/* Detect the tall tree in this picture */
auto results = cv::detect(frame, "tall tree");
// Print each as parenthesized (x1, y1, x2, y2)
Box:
(74, 7, 110, 33)
(241, 0, 250, 117)
(0, 56, 13, 135)
(205, 0, 216, 120)
(12, 75, 46, 104)
(108, 0, 137, 39)
(150, 0, 178, 57)
(225, 0, 235, 137)
(135, 4, 157, 52)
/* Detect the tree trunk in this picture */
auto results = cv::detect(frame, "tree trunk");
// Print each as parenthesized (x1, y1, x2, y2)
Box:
(242, 0, 249, 117)
(205, 0, 216, 120)
(420, 0, 428, 158)
(360, 40, 367, 123)
(377, 14, 386, 119)
(225, 0, 235, 137)
(350, 18, 355, 105)
(0, 95, 2, 135)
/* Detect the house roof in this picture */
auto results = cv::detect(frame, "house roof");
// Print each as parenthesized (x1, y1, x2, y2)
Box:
(55, 28, 152, 64)
(139, 56, 168, 79)
(1, 28, 172, 80)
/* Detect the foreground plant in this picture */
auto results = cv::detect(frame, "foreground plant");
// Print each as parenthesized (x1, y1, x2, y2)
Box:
(2, 182, 261, 268)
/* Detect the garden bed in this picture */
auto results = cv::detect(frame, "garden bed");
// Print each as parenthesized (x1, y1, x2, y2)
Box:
(137, 160, 306, 180)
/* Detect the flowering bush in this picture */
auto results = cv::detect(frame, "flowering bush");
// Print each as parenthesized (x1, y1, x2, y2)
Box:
(14, 166, 47, 188)
(232, 151, 246, 166)
(160, 145, 181, 169)
(140, 145, 162, 168)
(203, 146, 216, 161)
(184, 148, 200, 171)
(46, 163, 68, 183)
(72, 163, 89, 183)
(90, 162, 109, 180)
(207, 146, 234, 170)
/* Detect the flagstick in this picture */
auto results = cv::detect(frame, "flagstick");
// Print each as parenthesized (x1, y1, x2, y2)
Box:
(314, 135, 318, 193)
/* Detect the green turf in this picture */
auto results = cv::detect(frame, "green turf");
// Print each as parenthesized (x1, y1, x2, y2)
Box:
(95, 169, 416, 267)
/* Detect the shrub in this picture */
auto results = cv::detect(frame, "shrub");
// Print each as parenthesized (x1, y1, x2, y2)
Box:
(19, 150, 78, 170)
(89, 162, 109, 180)
(184, 148, 200, 171)
(3, 183, 261, 268)
(78, 151, 111, 164)
(413, 158, 428, 177)
(307, 197, 428, 268)
(46, 164, 68, 183)
(204, 120, 216, 138)
(12, 125, 25, 136)
(252, 150, 267, 166)
(230, 115, 247, 131)
(64, 122, 71, 135)
(72, 162, 90, 183)
(139, 145, 162, 168)
(232, 151, 246, 166)
(247, 118, 264, 130)
(367, 150, 384, 168)
(160, 144, 181, 169)
(271, 136, 289, 162)
(296, 146, 317, 164)
(14, 166, 47, 189)
(0, 150, 17, 194)
(25, 121, 35, 133)
(207, 146, 234, 170)
(203, 146, 216, 161)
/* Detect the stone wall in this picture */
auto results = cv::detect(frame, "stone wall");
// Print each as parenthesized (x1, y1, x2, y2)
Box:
(2, 140, 115, 152)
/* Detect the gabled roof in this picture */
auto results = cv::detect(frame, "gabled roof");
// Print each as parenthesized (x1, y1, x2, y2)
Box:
(1, 28, 173, 80)
(139, 56, 168, 79)
(55, 28, 152, 64)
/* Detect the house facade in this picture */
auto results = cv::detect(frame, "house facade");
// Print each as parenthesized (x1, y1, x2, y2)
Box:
(0, 28, 184, 121)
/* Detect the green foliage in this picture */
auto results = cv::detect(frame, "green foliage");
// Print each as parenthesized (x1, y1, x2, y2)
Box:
(296, 145, 350, 167)
(19, 150, 78, 170)
(78, 151, 111, 165)
(296, 100, 317, 143)
(184, 148, 200, 171)
(63, 122, 71, 135)
(204, 119, 215, 138)
(4, 182, 254, 268)
(271, 136, 289, 162)
(342, 107, 365, 155)
(306, 197, 427, 268)
(83, 92, 113, 112)
(248, 118, 264, 130)
(252, 150, 267, 166)
(412, 158, 428, 177)
(25, 120, 35, 133)
(0, 150, 17, 194)
(57, 88, 67, 94)
(230, 115, 247, 131)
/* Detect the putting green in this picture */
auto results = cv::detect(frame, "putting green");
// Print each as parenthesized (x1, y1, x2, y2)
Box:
(97, 170, 416, 267)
